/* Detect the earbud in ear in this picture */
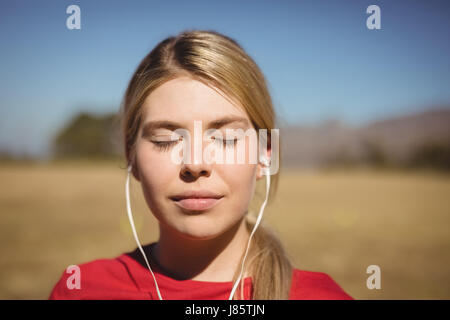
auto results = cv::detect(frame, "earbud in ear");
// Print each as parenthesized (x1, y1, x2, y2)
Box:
(127, 164, 132, 173)
(260, 157, 270, 167)
(260, 156, 271, 175)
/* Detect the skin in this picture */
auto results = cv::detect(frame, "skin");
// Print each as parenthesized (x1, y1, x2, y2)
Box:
(131, 76, 271, 282)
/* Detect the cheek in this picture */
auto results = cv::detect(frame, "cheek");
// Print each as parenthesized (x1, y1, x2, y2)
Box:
(230, 137, 259, 197)
(223, 164, 258, 210)
(135, 141, 176, 196)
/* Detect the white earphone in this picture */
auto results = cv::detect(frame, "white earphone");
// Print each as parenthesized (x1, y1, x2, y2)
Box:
(125, 156, 271, 300)
(125, 164, 163, 300)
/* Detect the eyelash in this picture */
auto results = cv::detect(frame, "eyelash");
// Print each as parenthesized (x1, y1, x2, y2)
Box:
(151, 138, 239, 151)
(152, 141, 176, 151)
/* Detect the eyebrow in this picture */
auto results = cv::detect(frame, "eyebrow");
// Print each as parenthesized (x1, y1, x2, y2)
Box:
(141, 116, 251, 137)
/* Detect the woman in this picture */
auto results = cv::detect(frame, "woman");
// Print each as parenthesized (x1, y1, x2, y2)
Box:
(49, 29, 353, 300)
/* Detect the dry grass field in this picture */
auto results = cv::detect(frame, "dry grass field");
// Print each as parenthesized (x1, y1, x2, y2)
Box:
(0, 161, 449, 299)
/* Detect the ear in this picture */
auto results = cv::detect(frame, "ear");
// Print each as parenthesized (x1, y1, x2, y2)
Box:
(132, 166, 141, 182)
(129, 156, 141, 182)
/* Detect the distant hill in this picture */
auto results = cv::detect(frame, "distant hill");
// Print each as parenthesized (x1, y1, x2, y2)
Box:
(280, 108, 450, 169)
(44, 107, 450, 170)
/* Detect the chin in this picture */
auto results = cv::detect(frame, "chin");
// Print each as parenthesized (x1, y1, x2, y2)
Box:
(176, 229, 222, 241)
(175, 217, 231, 241)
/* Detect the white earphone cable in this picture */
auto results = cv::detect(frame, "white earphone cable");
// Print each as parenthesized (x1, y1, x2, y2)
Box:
(126, 165, 163, 300)
(228, 164, 270, 300)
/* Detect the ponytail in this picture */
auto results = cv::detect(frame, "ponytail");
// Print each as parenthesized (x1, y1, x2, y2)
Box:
(231, 214, 294, 300)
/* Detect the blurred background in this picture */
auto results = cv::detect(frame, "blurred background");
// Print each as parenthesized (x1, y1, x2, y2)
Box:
(0, 0, 449, 299)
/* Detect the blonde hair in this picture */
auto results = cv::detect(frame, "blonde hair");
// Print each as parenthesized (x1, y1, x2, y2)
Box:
(119, 29, 293, 299)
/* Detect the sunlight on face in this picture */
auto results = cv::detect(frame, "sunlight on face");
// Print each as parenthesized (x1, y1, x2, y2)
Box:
(134, 76, 261, 240)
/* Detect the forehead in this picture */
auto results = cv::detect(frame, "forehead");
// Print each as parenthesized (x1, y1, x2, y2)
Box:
(141, 77, 249, 122)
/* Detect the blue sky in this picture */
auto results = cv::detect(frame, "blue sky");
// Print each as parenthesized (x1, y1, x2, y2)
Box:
(0, 0, 449, 157)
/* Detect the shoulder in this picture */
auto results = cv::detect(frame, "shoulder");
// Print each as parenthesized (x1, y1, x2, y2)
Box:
(289, 268, 354, 300)
(48, 254, 143, 300)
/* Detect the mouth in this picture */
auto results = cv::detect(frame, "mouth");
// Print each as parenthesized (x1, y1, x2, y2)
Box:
(170, 191, 224, 211)
(172, 197, 223, 211)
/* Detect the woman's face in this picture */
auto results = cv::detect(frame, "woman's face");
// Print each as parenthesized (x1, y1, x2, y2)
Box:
(133, 76, 264, 240)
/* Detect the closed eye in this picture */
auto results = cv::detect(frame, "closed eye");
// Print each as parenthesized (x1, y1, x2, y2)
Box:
(152, 140, 178, 151)
(151, 137, 240, 152)
(212, 137, 239, 147)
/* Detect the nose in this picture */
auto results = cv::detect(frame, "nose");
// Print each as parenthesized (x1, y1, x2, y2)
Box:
(180, 161, 212, 181)
(180, 136, 213, 181)
(180, 165, 211, 180)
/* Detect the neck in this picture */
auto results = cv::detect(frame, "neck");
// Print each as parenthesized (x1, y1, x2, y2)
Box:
(150, 217, 251, 282)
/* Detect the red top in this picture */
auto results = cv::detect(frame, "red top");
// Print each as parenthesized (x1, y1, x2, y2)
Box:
(49, 246, 354, 300)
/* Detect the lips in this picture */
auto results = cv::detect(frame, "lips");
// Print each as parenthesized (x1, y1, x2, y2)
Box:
(170, 190, 224, 211)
